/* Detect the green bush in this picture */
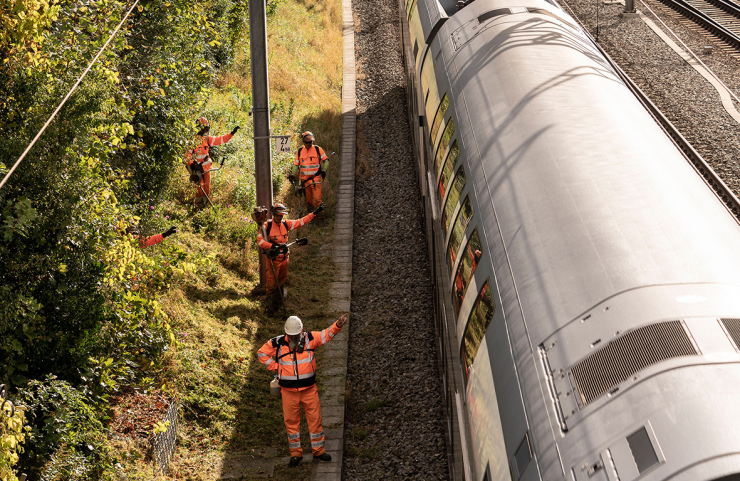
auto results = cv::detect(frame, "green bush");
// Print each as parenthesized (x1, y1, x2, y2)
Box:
(16, 377, 110, 480)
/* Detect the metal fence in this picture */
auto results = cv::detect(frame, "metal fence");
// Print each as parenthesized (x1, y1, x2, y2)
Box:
(151, 401, 178, 473)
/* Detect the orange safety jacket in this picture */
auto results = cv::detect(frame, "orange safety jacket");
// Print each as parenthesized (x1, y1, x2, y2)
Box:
(256, 214, 315, 259)
(257, 321, 343, 390)
(185, 133, 233, 169)
(294, 145, 328, 187)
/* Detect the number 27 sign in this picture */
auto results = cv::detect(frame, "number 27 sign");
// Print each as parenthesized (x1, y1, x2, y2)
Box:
(275, 135, 291, 153)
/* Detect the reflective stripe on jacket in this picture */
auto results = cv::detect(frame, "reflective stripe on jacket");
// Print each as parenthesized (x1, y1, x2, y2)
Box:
(294, 145, 328, 186)
(185, 133, 233, 166)
(257, 321, 343, 390)
(256, 214, 315, 252)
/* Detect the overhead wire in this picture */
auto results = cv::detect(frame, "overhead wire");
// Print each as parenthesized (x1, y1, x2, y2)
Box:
(0, 0, 142, 191)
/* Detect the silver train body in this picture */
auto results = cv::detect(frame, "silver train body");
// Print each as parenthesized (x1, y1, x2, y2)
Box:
(397, 0, 740, 479)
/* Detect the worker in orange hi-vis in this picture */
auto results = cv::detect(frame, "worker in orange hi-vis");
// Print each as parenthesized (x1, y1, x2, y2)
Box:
(124, 225, 178, 247)
(186, 117, 239, 205)
(256, 202, 324, 315)
(257, 313, 349, 467)
(290, 131, 329, 213)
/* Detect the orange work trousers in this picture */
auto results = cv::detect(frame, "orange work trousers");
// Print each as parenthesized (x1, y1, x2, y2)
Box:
(194, 164, 212, 204)
(265, 256, 289, 293)
(281, 384, 326, 457)
(304, 182, 322, 212)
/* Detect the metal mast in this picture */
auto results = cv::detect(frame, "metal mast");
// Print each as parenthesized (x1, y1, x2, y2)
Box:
(250, 0, 273, 288)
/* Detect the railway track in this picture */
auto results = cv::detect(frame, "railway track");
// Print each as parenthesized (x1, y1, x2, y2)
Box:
(601, 46, 740, 220)
(656, 0, 740, 56)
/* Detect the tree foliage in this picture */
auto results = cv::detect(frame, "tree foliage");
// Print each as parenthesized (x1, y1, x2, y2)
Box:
(0, 0, 250, 476)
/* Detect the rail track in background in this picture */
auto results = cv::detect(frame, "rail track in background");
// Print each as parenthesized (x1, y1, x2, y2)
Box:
(601, 46, 740, 220)
(656, 0, 740, 57)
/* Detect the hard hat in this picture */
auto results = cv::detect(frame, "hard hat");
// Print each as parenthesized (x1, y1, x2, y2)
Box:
(272, 203, 289, 215)
(284, 316, 303, 335)
(196, 117, 210, 135)
(301, 131, 315, 142)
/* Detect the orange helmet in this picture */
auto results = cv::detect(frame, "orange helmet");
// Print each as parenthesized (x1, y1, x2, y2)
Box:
(272, 203, 289, 215)
(196, 117, 210, 135)
(301, 131, 315, 142)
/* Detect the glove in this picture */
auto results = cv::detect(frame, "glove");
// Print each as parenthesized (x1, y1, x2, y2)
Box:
(320, 171, 326, 179)
(312, 203, 326, 216)
(267, 245, 279, 259)
(231, 126, 240, 135)
(162, 225, 178, 238)
(288, 174, 296, 184)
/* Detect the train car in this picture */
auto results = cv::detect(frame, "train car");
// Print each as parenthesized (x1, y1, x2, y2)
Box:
(396, 0, 740, 480)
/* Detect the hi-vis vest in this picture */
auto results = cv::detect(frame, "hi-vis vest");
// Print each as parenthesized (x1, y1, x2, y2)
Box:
(257, 321, 343, 390)
(256, 214, 316, 259)
(186, 133, 233, 168)
(294, 145, 327, 186)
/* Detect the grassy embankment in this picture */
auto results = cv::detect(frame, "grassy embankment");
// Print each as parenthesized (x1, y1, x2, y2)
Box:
(111, 0, 344, 479)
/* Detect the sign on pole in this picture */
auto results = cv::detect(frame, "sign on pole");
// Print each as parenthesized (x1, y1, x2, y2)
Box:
(275, 135, 291, 153)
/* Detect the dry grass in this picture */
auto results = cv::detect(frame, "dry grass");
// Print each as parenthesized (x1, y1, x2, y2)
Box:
(111, 0, 346, 477)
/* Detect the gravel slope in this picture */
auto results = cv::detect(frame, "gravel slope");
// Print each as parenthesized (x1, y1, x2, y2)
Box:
(559, 0, 740, 198)
(342, 0, 449, 479)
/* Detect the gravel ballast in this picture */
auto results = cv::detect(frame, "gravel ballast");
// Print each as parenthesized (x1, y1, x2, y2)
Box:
(560, 0, 740, 197)
(343, 0, 449, 479)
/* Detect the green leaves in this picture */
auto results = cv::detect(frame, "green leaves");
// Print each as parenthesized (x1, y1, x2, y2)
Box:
(1, 198, 37, 242)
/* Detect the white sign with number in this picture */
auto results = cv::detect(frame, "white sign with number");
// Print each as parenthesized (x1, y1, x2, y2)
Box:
(275, 135, 291, 153)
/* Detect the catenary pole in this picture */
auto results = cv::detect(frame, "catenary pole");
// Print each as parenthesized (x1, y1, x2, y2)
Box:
(250, 0, 273, 289)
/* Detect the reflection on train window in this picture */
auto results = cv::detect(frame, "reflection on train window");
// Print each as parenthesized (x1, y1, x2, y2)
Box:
(438, 140, 460, 192)
(452, 230, 482, 313)
(407, 0, 416, 19)
(421, 53, 441, 127)
(436, 117, 455, 160)
(462, 281, 494, 381)
(430, 94, 449, 145)
(441, 164, 464, 231)
(434, 118, 455, 171)
(447, 195, 473, 271)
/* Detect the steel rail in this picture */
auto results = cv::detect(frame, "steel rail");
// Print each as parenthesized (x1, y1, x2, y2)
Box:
(711, 0, 740, 16)
(596, 45, 740, 220)
(657, 0, 740, 48)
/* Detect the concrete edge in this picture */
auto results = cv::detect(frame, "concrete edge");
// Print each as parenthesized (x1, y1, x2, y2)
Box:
(311, 0, 355, 478)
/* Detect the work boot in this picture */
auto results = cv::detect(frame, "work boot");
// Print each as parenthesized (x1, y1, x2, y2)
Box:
(316, 453, 332, 462)
(289, 456, 303, 467)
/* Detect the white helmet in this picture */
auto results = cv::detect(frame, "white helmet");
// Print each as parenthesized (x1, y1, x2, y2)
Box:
(284, 316, 303, 335)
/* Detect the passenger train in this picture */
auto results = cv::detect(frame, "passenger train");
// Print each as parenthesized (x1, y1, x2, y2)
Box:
(397, 0, 740, 479)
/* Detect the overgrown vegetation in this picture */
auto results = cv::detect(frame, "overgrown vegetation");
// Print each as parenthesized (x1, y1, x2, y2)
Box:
(0, 0, 343, 477)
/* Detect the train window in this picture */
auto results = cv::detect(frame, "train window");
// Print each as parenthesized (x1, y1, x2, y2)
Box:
(430, 94, 449, 145)
(441, 163, 464, 231)
(434, 118, 455, 172)
(512, 433, 532, 478)
(627, 427, 659, 473)
(452, 230, 482, 313)
(447, 195, 473, 271)
(438, 140, 460, 193)
(420, 52, 441, 128)
(407, 0, 417, 19)
(461, 281, 494, 381)
(408, 1, 425, 66)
